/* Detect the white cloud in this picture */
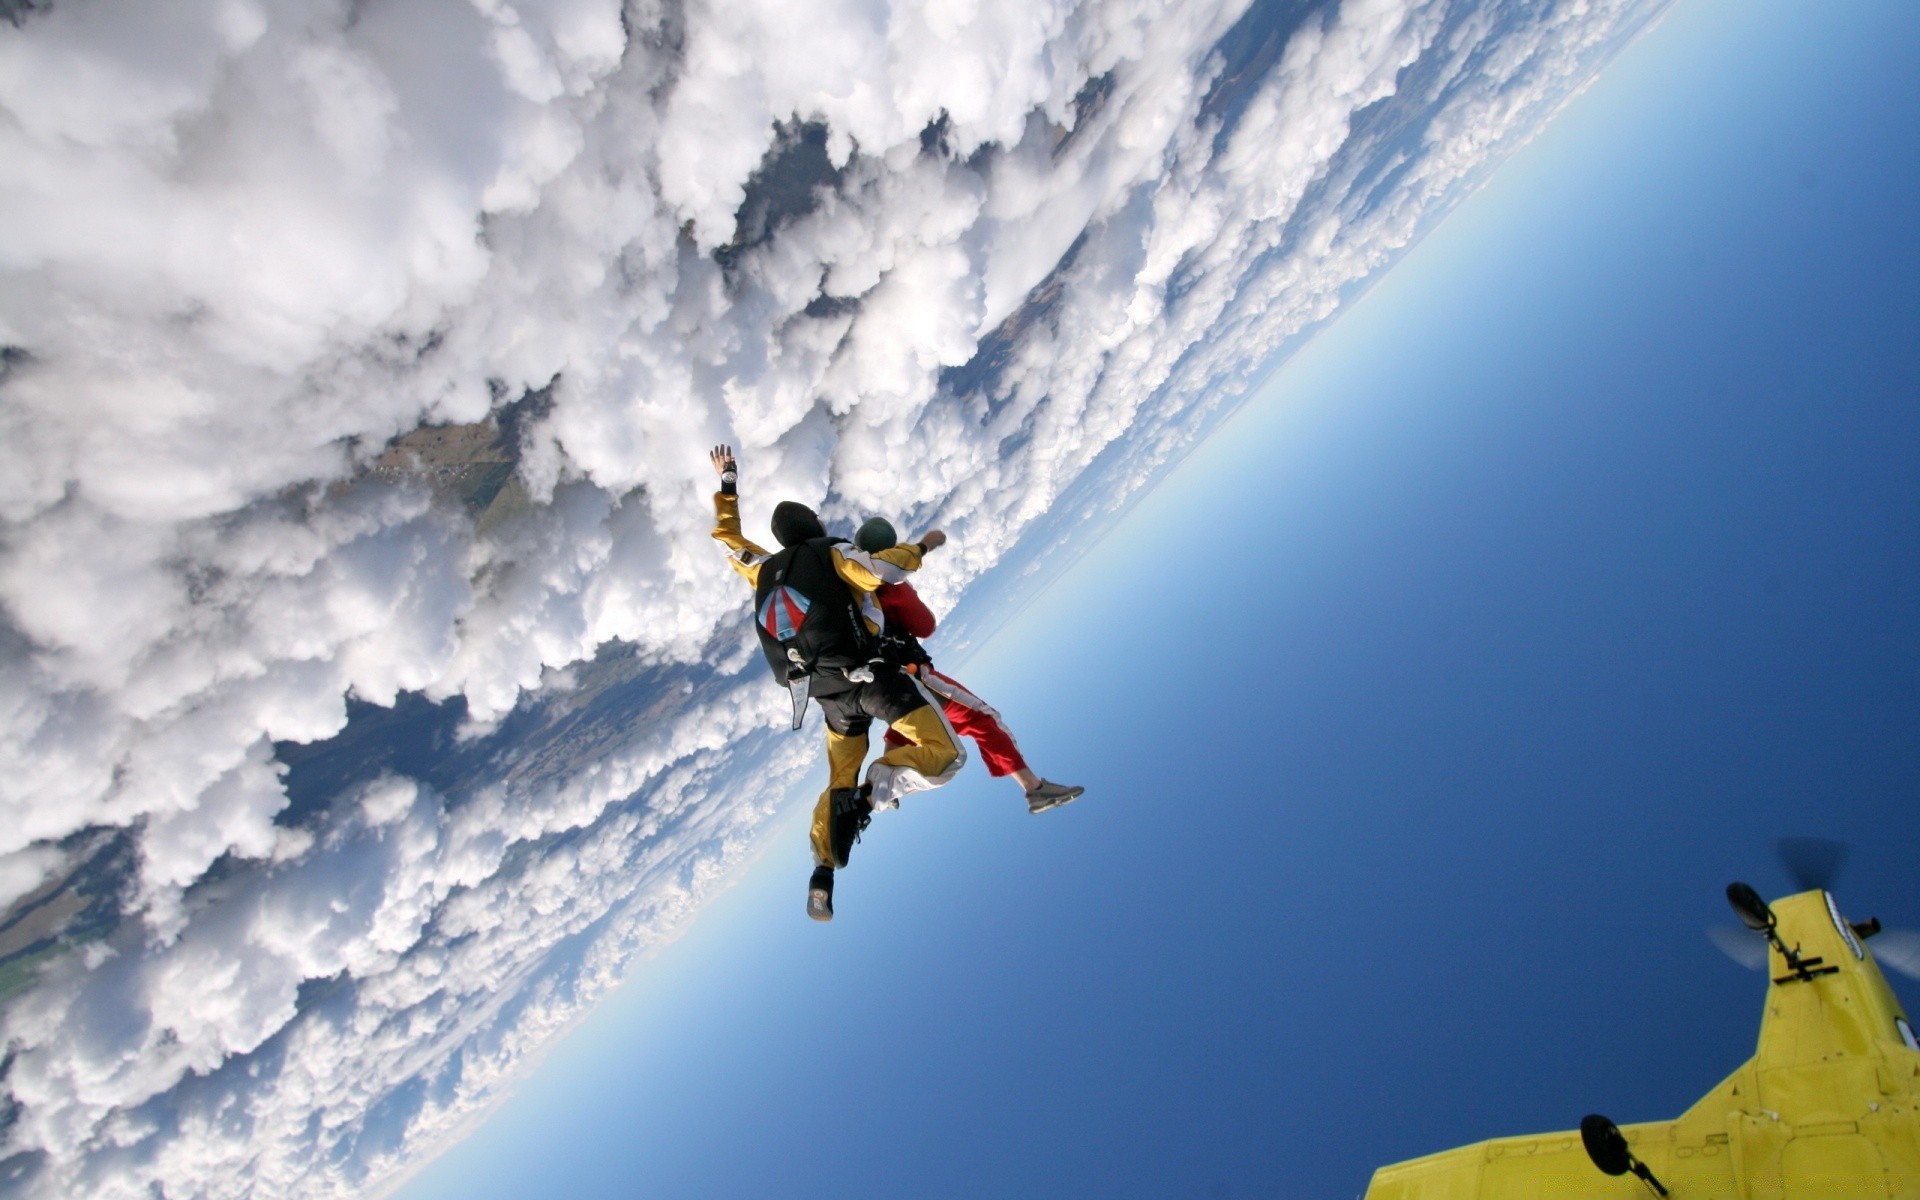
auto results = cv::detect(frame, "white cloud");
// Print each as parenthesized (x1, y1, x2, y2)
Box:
(0, 0, 1673, 1194)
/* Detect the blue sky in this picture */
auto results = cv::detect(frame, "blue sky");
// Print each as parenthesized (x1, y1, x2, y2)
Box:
(12, 4, 1711, 1195)
(396, 2, 1920, 1198)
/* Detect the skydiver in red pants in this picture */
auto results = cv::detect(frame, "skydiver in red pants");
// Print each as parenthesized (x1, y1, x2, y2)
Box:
(854, 518, 1085, 814)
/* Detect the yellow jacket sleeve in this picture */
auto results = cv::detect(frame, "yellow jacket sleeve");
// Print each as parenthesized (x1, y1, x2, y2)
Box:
(831, 541, 923, 594)
(711, 492, 771, 587)
(713, 490, 926, 601)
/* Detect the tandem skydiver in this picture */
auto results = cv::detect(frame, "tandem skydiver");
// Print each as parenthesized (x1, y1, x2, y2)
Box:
(854, 517, 1085, 814)
(708, 445, 964, 922)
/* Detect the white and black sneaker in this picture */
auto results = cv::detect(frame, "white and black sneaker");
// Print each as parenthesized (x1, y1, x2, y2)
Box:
(807, 866, 835, 922)
(1025, 780, 1085, 814)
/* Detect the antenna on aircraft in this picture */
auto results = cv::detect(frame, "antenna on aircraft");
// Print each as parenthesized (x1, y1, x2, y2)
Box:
(1579, 1115, 1668, 1198)
(1726, 881, 1836, 983)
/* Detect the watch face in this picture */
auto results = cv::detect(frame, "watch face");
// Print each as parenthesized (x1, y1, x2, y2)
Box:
(1899, 1018, 1919, 1053)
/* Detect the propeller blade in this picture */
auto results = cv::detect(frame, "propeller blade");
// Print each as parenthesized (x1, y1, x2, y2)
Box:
(1776, 837, 1849, 892)
(1869, 930, 1920, 981)
(1708, 925, 1769, 971)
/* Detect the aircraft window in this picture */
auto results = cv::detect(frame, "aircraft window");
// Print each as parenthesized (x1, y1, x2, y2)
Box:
(1899, 1018, 1918, 1053)
(1826, 892, 1864, 960)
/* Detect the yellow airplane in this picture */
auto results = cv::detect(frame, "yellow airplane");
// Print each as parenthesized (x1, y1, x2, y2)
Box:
(1365, 882, 1920, 1198)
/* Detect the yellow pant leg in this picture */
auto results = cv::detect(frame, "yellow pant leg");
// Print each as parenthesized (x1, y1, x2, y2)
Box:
(879, 704, 959, 778)
(865, 703, 964, 809)
(810, 727, 870, 866)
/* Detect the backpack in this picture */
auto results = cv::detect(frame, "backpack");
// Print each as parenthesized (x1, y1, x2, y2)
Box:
(752, 537, 878, 728)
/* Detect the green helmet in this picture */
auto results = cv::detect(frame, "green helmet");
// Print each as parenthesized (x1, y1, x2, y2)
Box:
(854, 517, 897, 553)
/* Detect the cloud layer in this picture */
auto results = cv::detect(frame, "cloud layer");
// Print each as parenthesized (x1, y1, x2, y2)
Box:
(0, 0, 1670, 1194)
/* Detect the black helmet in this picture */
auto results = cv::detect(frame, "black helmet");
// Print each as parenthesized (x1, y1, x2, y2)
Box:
(771, 501, 827, 547)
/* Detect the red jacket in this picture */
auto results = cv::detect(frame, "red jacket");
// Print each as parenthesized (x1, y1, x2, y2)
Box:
(875, 581, 937, 640)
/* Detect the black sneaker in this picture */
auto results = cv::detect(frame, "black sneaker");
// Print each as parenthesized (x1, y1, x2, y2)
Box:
(828, 785, 872, 869)
(807, 866, 835, 922)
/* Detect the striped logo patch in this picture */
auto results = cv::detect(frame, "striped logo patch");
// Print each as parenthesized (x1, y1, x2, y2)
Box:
(757, 586, 810, 641)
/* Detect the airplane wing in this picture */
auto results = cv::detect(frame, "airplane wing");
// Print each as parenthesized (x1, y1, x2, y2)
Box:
(1363, 1118, 1728, 1199)
(1365, 888, 1920, 1199)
